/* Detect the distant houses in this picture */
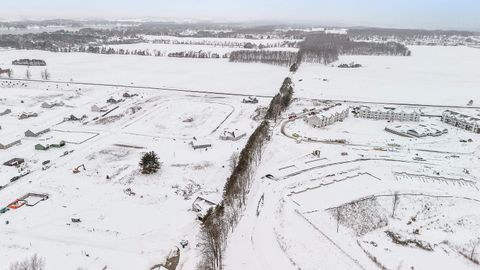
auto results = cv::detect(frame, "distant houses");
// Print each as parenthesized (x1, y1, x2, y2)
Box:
(18, 112, 38, 120)
(123, 92, 138, 98)
(41, 101, 65, 109)
(219, 129, 246, 141)
(25, 128, 51, 138)
(441, 110, 480, 133)
(242, 96, 258, 104)
(107, 97, 123, 104)
(354, 106, 420, 122)
(64, 114, 87, 121)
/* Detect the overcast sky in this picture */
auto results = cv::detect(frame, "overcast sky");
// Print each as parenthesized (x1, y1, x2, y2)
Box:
(1, 0, 479, 30)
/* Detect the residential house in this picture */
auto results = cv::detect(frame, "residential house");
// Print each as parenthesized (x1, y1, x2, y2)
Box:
(0, 109, 11, 116)
(0, 138, 21, 150)
(25, 128, 51, 138)
(18, 112, 38, 120)
(3, 158, 25, 167)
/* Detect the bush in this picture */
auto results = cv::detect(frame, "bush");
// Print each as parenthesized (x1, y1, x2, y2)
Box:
(9, 254, 45, 270)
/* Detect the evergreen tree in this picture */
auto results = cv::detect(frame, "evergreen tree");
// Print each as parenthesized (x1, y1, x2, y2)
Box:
(139, 151, 160, 174)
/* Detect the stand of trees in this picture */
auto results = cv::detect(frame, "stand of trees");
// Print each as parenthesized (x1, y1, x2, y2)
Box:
(297, 32, 410, 65)
(197, 77, 294, 270)
(12, 59, 46, 66)
(229, 50, 298, 66)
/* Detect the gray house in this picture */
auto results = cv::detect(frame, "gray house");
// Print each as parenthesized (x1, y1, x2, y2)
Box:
(0, 109, 12, 116)
(25, 128, 51, 138)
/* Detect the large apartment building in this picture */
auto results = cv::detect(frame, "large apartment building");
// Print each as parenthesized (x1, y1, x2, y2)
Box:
(355, 106, 420, 122)
(441, 110, 480, 133)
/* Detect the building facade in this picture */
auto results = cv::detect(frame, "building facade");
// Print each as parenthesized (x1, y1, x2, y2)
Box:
(356, 106, 420, 122)
(441, 110, 480, 133)
(304, 105, 349, 128)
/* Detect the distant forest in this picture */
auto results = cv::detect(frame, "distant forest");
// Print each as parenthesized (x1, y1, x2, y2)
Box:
(229, 50, 297, 66)
(230, 32, 411, 66)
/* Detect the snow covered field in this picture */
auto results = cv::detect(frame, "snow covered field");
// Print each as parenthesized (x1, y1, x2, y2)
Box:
(225, 94, 480, 270)
(1, 39, 480, 270)
(0, 77, 275, 269)
(0, 50, 287, 96)
(295, 46, 480, 106)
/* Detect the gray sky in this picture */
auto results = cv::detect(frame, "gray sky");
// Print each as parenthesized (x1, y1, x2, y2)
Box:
(1, 0, 479, 30)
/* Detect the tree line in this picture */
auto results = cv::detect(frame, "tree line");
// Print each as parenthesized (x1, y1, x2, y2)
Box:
(12, 59, 47, 66)
(229, 50, 298, 66)
(229, 32, 410, 67)
(297, 32, 410, 64)
(197, 77, 294, 270)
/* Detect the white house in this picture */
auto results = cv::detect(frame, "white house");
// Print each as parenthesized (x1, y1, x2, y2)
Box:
(91, 104, 108, 112)
(0, 137, 21, 150)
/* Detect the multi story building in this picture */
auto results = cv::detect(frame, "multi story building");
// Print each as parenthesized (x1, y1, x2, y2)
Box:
(304, 104, 349, 128)
(355, 106, 420, 122)
(441, 110, 480, 133)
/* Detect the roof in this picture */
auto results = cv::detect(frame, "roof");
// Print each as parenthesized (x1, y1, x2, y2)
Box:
(360, 106, 420, 115)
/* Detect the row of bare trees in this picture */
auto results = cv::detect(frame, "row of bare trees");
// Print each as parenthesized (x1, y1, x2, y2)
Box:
(197, 77, 295, 270)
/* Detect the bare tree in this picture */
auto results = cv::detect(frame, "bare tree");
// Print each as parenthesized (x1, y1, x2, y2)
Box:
(41, 69, 51, 80)
(392, 192, 400, 218)
(9, 254, 45, 270)
(336, 207, 342, 233)
(25, 68, 31, 79)
(470, 238, 480, 262)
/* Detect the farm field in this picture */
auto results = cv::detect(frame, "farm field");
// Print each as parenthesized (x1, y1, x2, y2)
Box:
(294, 46, 480, 106)
(0, 50, 287, 96)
